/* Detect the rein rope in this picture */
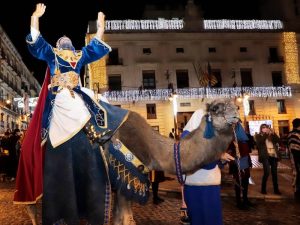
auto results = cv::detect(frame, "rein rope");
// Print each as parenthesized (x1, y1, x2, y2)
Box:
(232, 124, 243, 191)
(174, 142, 185, 185)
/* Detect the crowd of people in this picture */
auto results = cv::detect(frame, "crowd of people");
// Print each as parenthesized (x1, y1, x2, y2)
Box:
(1, 117, 299, 224)
(0, 128, 25, 182)
(173, 117, 300, 225)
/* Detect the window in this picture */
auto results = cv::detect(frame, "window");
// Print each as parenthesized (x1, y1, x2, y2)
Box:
(248, 100, 256, 115)
(180, 102, 191, 107)
(240, 68, 253, 87)
(269, 47, 278, 58)
(240, 47, 247, 52)
(212, 69, 222, 88)
(272, 71, 283, 86)
(268, 47, 283, 63)
(6, 115, 10, 130)
(143, 48, 152, 55)
(107, 48, 121, 65)
(277, 99, 287, 114)
(176, 48, 184, 53)
(208, 47, 216, 53)
(108, 75, 122, 91)
(176, 70, 189, 88)
(0, 89, 3, 101)
(295, 0, 300, 15)
(152, 126, 159, 132)
(142, 70, 156, 89)
(278, 120, 289, 137)
(146, 104, 157, 119)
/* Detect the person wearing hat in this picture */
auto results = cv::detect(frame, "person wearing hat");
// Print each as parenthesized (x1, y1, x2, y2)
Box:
(14, 3, 114, 225)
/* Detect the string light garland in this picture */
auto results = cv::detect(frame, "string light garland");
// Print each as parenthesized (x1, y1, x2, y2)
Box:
(14, 97, 38, 108)
(203, 20, 284, 30)
(283, 32, 300, 84)
(104, 19, 284, 31)
(103, 86, 292, 102)
(105, 19, 184, 31)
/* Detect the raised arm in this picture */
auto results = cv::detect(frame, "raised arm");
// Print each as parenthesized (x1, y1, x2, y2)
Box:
(31, 3, 46, 32)
(80, 11, 111, 65)
(95, 12, 105, 41)
(26, 3, 54, 63)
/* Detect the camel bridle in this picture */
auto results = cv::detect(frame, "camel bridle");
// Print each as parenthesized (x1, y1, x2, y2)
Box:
(173, 101, 240, 186)
(174, 141, 185, 185)
(232, 124, 244, 192)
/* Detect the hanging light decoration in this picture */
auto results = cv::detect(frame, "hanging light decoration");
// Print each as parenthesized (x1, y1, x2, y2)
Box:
(103, 86, 292, 102)
(105, 19, 184, 31)
(283, 32, 300, 84)
(203, 20, 283, 30)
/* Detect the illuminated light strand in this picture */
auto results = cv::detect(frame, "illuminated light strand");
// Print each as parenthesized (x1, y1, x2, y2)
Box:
(14, 97, 38, 108)
(283, 32, 300, 84)
(105, 19, 184, 31)
(103, 86, 292, 102)
(203, 20, 284, 30)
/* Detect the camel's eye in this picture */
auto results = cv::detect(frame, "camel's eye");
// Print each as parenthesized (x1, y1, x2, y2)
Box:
(211, 105, 219, 112)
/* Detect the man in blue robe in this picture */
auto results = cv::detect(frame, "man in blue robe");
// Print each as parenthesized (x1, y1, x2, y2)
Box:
(14, 3, 115, 225)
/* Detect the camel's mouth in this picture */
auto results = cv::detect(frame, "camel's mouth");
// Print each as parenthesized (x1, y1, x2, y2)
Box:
(225, 116, 240, 125)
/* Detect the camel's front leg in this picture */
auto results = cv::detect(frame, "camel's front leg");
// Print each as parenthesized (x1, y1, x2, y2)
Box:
(25, 204, 37, 225)
(113, 190, 136, 225)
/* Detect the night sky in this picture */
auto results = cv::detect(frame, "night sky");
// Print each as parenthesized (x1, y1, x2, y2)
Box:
(0, 0, 261, 85)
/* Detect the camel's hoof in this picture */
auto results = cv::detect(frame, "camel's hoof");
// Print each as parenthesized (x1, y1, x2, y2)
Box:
(25, 204, 37, 225)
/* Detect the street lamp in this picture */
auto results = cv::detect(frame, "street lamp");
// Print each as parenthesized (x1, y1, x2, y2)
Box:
(0, 93, 11, 107)
(236, 93, 250, 126)
(169, 92, 178, 140)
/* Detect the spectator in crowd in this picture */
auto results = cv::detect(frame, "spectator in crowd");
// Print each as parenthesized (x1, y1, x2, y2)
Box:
(180, 108, 234, 225)
(169, 128, 175, 139)
(7, 129, 21, 181)
(255, 124, 281, 195)
(0, 131, 11, 181)
(150, 170, 166, 204)
(227, 137, 254, 210)
(287, 118, 300, 202)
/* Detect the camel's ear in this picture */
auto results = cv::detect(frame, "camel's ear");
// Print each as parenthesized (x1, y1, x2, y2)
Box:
(204, 98, 217, 113)
(206, 102, 211, 113)
(204, 97, 215, 106)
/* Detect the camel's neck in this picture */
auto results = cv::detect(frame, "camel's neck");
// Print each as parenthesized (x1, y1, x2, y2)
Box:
(116, 111, 178, 173)
(179, 121, 233, 173)
(117, 111, 233, 175)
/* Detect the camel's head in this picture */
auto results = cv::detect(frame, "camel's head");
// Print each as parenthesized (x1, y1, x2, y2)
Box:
(206, 98, 240, 132)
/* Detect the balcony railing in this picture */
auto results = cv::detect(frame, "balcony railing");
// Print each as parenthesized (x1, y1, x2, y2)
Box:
(103, 86, 292, 102)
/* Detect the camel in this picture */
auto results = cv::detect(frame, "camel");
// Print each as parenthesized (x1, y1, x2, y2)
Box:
(25, 98, 239, 225)
(110, 98, 239, 225)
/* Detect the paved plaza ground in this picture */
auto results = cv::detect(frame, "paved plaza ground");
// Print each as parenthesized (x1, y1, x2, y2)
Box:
(0, 155, 299, 224)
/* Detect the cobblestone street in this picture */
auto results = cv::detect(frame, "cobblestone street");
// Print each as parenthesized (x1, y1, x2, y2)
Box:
(1, 182, 300, 225)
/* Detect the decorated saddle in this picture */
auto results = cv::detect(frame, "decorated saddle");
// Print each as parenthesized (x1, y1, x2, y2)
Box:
(108, 139, 150, 204)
